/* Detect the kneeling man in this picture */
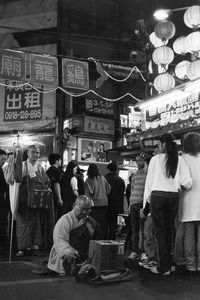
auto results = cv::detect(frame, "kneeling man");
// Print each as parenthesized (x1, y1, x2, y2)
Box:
(48, 195, 101, 275)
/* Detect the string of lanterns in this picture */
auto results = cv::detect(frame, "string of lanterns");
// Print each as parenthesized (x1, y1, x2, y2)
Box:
(151, 5, 200, 93)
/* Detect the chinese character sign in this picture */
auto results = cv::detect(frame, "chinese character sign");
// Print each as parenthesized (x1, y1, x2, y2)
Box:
(0, 50, 25, 81)
(84, 116, 115, 135)
(85, 99, 114, 115)
(30, 54, 58, 86)
(62, 59, 89, 90)
(4, 82, 43, 122)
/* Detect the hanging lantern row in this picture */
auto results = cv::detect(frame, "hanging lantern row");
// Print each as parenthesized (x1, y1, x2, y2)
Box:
(174, 60, 191, 80)
(173, 32, 200, 54)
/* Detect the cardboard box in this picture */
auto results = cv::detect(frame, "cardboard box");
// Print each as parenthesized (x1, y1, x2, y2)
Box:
(89, 240, 124, 271)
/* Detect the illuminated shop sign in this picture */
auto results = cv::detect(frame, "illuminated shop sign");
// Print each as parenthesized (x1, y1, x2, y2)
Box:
(0, 50, 25, 81)
(85, 98, 114, 115)
(146, 92, 200, 129)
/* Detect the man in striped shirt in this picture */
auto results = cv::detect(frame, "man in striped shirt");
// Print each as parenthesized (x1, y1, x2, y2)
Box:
(128, 154, 147, 261)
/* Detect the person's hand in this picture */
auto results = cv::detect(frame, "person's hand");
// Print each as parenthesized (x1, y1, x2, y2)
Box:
(64, 249, 79, 263)
(58, 199, 63, 206)
(140, 209, 146, 219)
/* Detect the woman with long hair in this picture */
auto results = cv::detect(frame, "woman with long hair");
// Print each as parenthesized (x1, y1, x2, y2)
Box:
(85, 163, 111, 239)
(60, 160, 78, 215)
(144, 133, 192, 275)
(178, 132, 200, 273)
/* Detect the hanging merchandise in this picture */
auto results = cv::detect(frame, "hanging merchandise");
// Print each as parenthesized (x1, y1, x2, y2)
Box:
(154, 20, 176, 40)
(154, 73, 175, 92)
(184, 5, 200, 28)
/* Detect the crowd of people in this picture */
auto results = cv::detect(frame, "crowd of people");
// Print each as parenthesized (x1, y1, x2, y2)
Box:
(0, 131, 200, 277)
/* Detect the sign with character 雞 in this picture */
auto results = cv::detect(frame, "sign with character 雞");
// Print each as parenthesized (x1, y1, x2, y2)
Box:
(4, 80, 43, 122)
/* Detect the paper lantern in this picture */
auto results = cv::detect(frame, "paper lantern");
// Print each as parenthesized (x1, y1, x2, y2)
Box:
(152, 46, 174, 65)
(187, 59, 200, 80)
(175, 61, 191, 79)
(184, 5, 200, 28)
(154, 21, 176, 40)
(149, 32, 168, 48)
(173, 37, 187, 54)
(154, 73, 175, 92)
(186, 32, 200, 52)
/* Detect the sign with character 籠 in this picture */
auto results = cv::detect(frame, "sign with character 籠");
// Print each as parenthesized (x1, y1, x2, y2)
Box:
(4, 81, 43, 122)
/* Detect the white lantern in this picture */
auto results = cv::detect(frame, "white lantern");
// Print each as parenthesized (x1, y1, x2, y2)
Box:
(149, 32, 168, 48)
(184, 5, 200, 28)
(152, 46, 174, 65)
(186, 31, 200, 52)
(154, 73, 175, 92)
(187, 59, 200, 80)
(175, 61, 191, 79)
(173, 37, 187, 54)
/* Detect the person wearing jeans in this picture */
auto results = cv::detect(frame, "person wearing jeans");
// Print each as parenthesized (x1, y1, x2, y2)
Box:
(144, 133, 192, 275)
(178, 132, 200, 273)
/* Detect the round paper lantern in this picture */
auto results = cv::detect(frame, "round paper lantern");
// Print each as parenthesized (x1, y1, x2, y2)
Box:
(154, 73, 175, 92)
(186, 31, 200, 52)
(184, 5, 200, 28)
(173, 37, 187, 54)
(149, 32, 168, 48)
(154, 21, 176, 40)
(175, 61, 191, 79)
(152, 46, 174, 65)
(187, 59, 200, 80)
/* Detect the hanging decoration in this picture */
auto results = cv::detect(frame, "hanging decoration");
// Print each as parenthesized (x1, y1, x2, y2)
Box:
(187, 59, 200, 80)
(186, 31, 200, 52)
(154, 73, 175, 92)
(175, 61, 191, 79)
(148, 60, 168, 74)
(149, 32, 168, 48)
(152, 46, 174, 65)
(173, 37, 187, 54)
(154, 20, 176, 40)
(184, 5, 200, 28)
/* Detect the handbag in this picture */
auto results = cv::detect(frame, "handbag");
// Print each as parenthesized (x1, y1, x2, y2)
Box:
(26, 163, 52, 209)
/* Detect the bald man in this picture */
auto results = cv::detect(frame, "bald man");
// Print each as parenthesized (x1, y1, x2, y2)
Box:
(48, 195, 101, 276)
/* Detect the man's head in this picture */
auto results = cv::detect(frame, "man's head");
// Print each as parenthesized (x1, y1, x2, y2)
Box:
(73, 195, 93, 219)
(48, 153, 62, 167)
(107, 162, 117, 173)
(135, 155, 145, 169)
(0, 149, 7, 167)
(27, 145, 40, 164)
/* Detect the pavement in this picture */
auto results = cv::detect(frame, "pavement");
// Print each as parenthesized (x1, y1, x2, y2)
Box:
(1, 247, 200, 300)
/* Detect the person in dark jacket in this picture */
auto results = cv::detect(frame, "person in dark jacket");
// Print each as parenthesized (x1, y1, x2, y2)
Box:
(0, 149, 9, 249)
(105, 162, 125, 240)
(76, 167, 85, 195)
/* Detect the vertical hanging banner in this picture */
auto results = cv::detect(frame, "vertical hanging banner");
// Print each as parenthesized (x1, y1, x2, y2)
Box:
(30, 54, 58, 86)
(0, 49, 25, 81)
(4, 81, 43, 122)
(62, 58, 89, 90)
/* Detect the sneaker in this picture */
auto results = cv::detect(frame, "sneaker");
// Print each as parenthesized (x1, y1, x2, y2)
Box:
(128, 252, 138, 260)
(151, 266, 170, 275)
(139, 259, 157, 269)
(140, 252, 148, 261)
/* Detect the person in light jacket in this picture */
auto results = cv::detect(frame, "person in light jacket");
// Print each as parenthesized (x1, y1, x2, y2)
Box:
(178, 132, 200, 273)
(85, 163, 111, 239)
(144, 133, 192, 275)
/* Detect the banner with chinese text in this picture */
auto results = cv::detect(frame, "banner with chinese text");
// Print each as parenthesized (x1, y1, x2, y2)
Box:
(0, 49, 25, 81)
(62, 59, 89, 90)
(85, 98, 114, 115)
(4, 81, 43, 122)
(84, 116, 115, 136)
